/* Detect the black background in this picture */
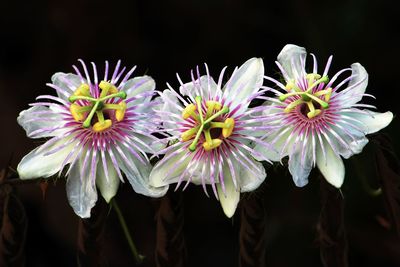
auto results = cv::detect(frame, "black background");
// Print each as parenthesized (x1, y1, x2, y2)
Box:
(1, 0, 399, 266)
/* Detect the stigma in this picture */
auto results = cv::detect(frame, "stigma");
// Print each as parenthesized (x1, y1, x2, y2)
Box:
(279, 73, 332, 119)
(181, 96, 233, 152)
(68, 81, 127, 132)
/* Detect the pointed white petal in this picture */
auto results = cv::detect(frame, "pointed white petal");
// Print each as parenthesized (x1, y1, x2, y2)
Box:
(179, 75, 220, 100)
(51, 72, 82, 100)
(336, 63, 368, 106)
(217, 165, 240, 218)
(239, 158, 266, 192)
(329, 124, 369, 159)
(352, 110, 393, 134)
(149, 148, 194, 187)
(223, 58, 264, 114)
(277, 44, 307, 80)
(122, 75, 155, 105)
(316, 142, 345, 188)
(96, 157, 120, 203)
(253, 129, 291, 162)
(114, 147, 168, 197)
(17, 138, 75, 179)
(17, 106, 65, 139)
(158, 89, 182, 135)
(288, 149, 313, 187)
(66, 159, 98, 218)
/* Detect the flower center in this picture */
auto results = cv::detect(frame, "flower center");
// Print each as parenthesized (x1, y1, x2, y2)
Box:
(68, 81, 127, 132)
(181, 96, 233, 152)
(279, 73, 332, 119)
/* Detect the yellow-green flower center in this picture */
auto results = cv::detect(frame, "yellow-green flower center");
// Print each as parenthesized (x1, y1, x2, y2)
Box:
(279, 73, 332, 119)
(68, 81, 127, 132)
(181, 96, 233, 152)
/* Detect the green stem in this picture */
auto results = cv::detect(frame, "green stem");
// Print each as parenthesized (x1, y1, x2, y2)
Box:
(111, 198, 145, 264)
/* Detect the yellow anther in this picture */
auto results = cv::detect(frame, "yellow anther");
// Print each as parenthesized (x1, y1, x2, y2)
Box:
(307, 109, 322, 119)
(99, 81, 118, 97)
(115, 101, 127, 122)
(284, 99, 303, 113)
(70, 103, 85, 122)
(182, 104, 197, 120)
(93, 119, 112, 132)
(285, 80, 295, 91)
(324, 88, 332, 102)
(306, 73, 321, 81)
(74, 84, 90, 96)
(222, 118, 235, 138)
(206, 101, 222, 111)
(181, 127, 198, 141)
(203, 139, 222, 151)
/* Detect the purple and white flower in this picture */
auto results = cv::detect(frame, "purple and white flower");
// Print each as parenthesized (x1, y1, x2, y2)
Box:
(17, 60, 167, 218)
(149, 58, 272, 217)
(254, 44, 393, 188)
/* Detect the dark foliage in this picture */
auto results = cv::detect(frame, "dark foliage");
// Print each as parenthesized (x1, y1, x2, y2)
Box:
(372, 134, 400, 236)
(77, 197, 108, 267)
(0, 169, 27, 267)
(155, 190, 186, 267)
(317, 177, 348, 267)
(239, 190, 267, 267)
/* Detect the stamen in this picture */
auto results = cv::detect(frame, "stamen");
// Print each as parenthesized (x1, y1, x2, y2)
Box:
(279, 91, 306, 101)
(74, 83, 90, 96)
(70, 103, 85, 121)
(206, 101, 222, 118)
(115, 101, 127, 121)
(307, 75, 329, 91)
(203, 106, 229, 124)
(222, 118, 235, 138)
(306, 94, 329, 109)
(189, 124, 204, 152)
(284, 99, 303, 113)
(93, 119, 112, 132)
(182, 104, 198, 120)
(195, 96, 204, 123)
(183, 96, 230, 152)
(83, 101, 101, 128)
(99, 81, 118, 97)
(181, 127, 199, 141)
(96, 111, 105, 123)
(203, 139, 222, 151)
(99, 91, 127, 101)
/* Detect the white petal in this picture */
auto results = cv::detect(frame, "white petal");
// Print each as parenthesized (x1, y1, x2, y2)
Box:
(17, 106, 65, 139)
(288, 149, 313, 187)
(51, 72, 82, 100)
(316, 142, 345, 188)
(96, 157, 120, 203)
(149, 148, 194, 187)
(17, 138, 75, 179)
(217, 165, 240, 218)
(122, 75, 155, 106)
(223, 58, 264, 114)
(351, 110, 393, 134)
(253, 129, 291, 162)
(158, 89, 182, 135)
(329, 124, 369, 159)
(277, 44, 307, 80)
(336, 63, 368, 107)
(66, 159, 98, 218)
(114, 147, 168, 197)
(239, 158, 266, 192)
(179, 75, 220, 100)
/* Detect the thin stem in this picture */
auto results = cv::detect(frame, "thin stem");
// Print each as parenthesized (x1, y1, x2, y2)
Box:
(111, 198, 145, 264)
